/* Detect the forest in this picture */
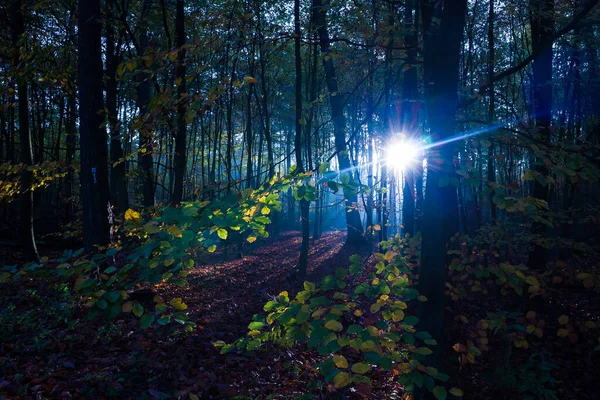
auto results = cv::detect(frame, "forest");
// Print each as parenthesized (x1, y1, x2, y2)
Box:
(1, 0, 599, 398)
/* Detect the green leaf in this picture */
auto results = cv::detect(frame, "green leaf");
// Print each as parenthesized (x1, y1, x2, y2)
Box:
(104, 266, 117, 274)
(449, 388, 464, 397)
(217, 228, 228, 240)
(351, 362, 370, 374)
(144, 221, 160, 234)
(140, 314, 155, 328)
(433, 386, 447, 400)
(416, 347, 433, 355)
(403, 316, 420, 326)
(333, 371, 352, 388)
(333, 355, 348, 368)
(325, 320, 343, 332)
(133, 303, 144, 317)
(248, 321, 266, 330)
(166, 225, 183, 238)
(319, 162, 329, 173)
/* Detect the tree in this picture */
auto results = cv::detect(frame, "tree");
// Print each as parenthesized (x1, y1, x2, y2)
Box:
(10, 0, 39, 262)
(78, 0, 111, 251)
(312, 0, 364, 244)
(294, 0, 309, 277)
(417, 0, 468, 370)
(527, 0, 554, 270)
(137, 0, 155, 207)
(172, 0, 187, 205)
(105, 0, 129, 213)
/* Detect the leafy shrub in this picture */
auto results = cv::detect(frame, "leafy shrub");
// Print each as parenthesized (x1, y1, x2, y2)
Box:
(217, 237, 463, 399)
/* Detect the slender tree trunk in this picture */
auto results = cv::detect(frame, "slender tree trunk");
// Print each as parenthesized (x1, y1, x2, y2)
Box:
(10, 0, 39, 262)
(137, 0, 155, 207)
(527, 0, 554, 270)
(294, 0, 310, 278)
(78, 0, 111, 251)
(487, 0, 497, 222)
(401, 0, 418, 237)
(172, 0, 187, 205)
(106, 0, 129, 213)
(312, 0, 364, 244)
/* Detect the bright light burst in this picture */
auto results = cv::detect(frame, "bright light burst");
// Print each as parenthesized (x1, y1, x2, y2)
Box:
(385, 137, 421, 171)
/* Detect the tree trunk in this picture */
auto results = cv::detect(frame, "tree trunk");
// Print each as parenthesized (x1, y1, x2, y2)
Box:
(401, 0, 418, 237)
(417, 0, 467, 374)
(10, 0, 39, 262)
(106, 0, 129, 213)
(294, 0, 310, 278)
(78, 0, 111, 251)
(527, 0, 554, 270)
(312, 0, 363, 244)
(137, 0, 155, 207)
(487, 0, 497, 222)
(172, 0, 187, 205)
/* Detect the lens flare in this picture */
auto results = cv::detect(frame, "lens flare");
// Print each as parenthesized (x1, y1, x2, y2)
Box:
(385, 138, 421, 171)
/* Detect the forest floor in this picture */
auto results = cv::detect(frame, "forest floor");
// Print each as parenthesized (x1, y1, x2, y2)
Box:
(1, 230, 599, 399)
(0, 231, 398, 400)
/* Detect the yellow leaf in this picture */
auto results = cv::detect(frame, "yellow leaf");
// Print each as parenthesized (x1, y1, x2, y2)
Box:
(373, 224, 381, 231)
(126, 60, 137, 71)
(525, 276, 539, 286)
(576, 272, 592, 280)
(449, 388, 464, 397)
(170, 297, 188, 311)
(207, 245, 217, 253)
(261, 206, 271, 215)
(392, 310, 405, 322)
(125, 208, 142, 224)
(217, 228, 228, 240)
(354, 309, 363, 317)
(526, 311, 536, 320)
(557, 328, 569, 337)
(333, 371, 352, 388)
(585, 321, 597, 329)
(189, 394, 200, 400)
(333, 355, 348, 369)
(246, 235, 257, 243)
(167, 225, 183, 238)
(558, 315, 569, 325)
(351, 362, 371, 374)
(325, 320, 343, 332)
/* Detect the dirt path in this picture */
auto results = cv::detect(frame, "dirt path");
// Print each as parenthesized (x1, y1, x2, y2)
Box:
(0, 230, 375, 399)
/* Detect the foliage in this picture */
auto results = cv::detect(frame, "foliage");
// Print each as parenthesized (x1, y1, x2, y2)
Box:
(217, 236, 462, 398)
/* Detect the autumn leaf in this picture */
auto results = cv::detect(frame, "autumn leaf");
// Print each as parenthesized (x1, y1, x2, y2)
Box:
(557, 328, 569, 337)
(351, 362, 370, 374)
(325, 320, 343, 332)
(333, 371, 352, 388)
(333, 355, 348, 369)
(125, 208, 142, 224)
(167, 225, 183, 238)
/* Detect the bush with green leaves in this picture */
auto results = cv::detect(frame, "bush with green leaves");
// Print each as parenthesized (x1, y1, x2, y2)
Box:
(0, 179, 283, 329)
(216, 238, 463, 399)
